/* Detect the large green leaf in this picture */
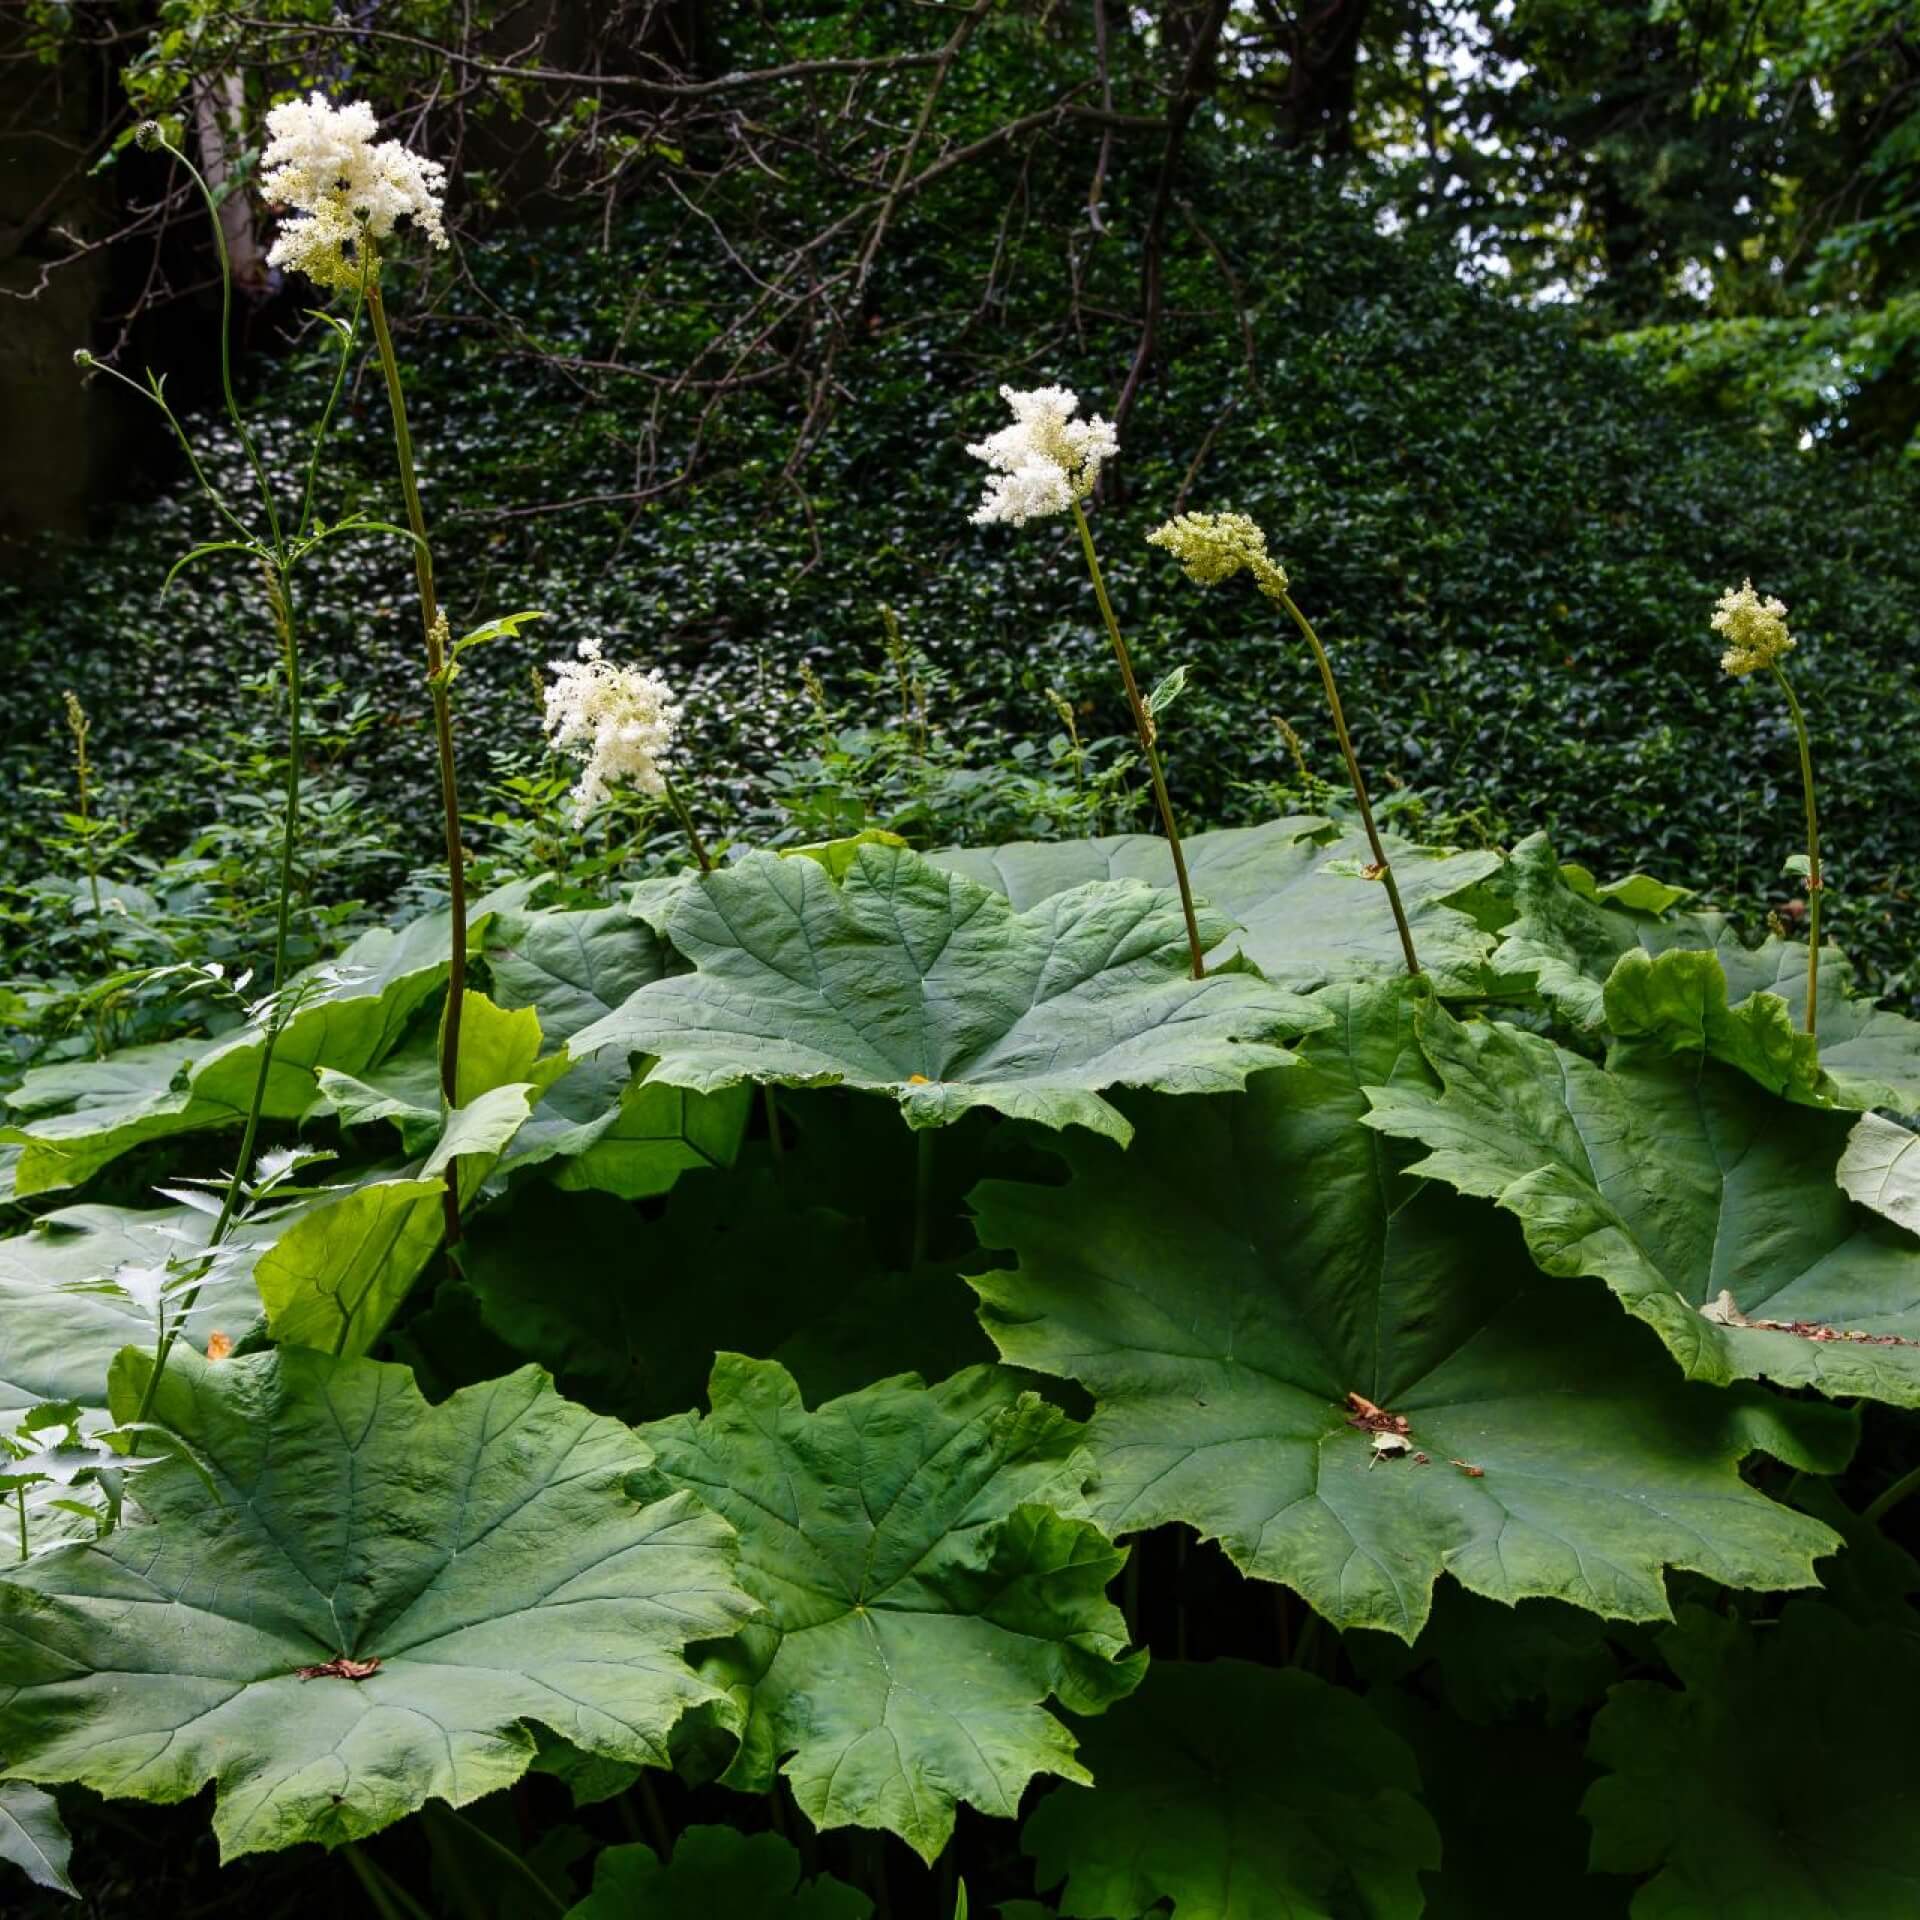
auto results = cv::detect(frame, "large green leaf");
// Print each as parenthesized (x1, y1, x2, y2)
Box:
(4, 892, 530, 1197)
(640, 1356, 1144, 1861)
(932, 818, 1503, 996)
(968, 981, 1844, 1639)
(1584, 1602, 1920, 1917)
(485, 904, 749, 1196)
(0, 1780, 75, 1898)
(1363, 1003, 1920, 1403)
(0, 1348, 754, 1860)
(1022, 1659, 1439, 1920)
(1494, 834, 1920, 1109)
(1837, 1113, 1920, 1234)
(0, 1203, 272, 1418)
(571, 842, 1324, 1144)
(464, 1175, 989, 1423)
(565, 1827, 871, 1920)
(255, 1081, 539, 1357)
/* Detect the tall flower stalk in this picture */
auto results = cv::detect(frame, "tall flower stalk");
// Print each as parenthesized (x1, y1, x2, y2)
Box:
(968, 384, 1207, 978)
(255, 92, 467, 1236)
(1714, 579, 1822, 1034)
(76, 119, 370, 1421)
(1148, 511, 1420, 976)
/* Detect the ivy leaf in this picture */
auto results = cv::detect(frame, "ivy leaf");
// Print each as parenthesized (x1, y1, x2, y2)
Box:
(969, 981, 1844, 1639)
(933, 819, 1503, 996)
(0, 1348, 754, 1860)
(572, 843, 1323, 1145)
(485, 905, 749, 1196)
(0, 1780, 75, 1898)
(1363, 1002, 1920, 1404)
(1022, 1660, 1439, 1920)
(564, 1827, 871, 1920)
(1584, 1603, 1920, 1917)
(641, 1356, 1145, 1861)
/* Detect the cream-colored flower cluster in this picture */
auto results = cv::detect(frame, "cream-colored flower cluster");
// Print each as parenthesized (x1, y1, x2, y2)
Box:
(1145, 510, 1289, 600)
(1711, 579, 1796, 677)
(542, 639, 683, 824)
(966, 385, 1118, 527)
(260, 93, 448, 292)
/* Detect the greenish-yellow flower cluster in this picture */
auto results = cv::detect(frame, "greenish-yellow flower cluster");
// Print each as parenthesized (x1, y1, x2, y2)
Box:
(1145, 511, 1289, 601)
(1712, 579, 1796, 677)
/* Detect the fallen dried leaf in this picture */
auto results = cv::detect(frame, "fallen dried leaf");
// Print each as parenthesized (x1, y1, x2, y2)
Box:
(296, 1655, 381, 1683)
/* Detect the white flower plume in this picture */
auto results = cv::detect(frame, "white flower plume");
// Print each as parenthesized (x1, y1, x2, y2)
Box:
(542, 639, 683, 824)
(966, 384, 1118, 527)
(260, 93, 448, 291)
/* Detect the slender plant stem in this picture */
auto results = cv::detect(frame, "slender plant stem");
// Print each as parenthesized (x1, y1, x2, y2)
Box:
(661, 770, 713, 873)
(763, 1084, 786, 1167)
(133, 566, 305, 1425)
(1865, 1461, 1920, 1528)
(342, 1844, 433, 1920)
(635, 1769, 675, 1860)
(298, 267, 369, 540)
(1773, 664, 1822, 1037)
(912, 1127, 935, 1268)
(15, 1487, 26, 1563)
(368, 277, 468, 1246)
(158, 137, 283, 552)
(1271, 585, 1421, 976)
(1070, 502, 1206, 978)
(424, 1804, 566, 1916)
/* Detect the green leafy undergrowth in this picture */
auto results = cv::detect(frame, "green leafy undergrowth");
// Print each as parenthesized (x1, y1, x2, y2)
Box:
(565, 1826, 871, 1920)
(1021, 1659, 1439, 1919)
(1584, 1602, 1920, 1916)
(0, 1348, 754, 1860)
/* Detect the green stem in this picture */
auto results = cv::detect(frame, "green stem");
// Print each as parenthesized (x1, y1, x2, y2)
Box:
(912, 1127, 935, 1268)
(1773, 664, 1822, 1038)
(158, 136, 283, 552)
(763, 1084, 786, 1167)
(133, 565, 304, 1427)
(1272, 585, 1421, 976)
(1865, 1462, 1920, 1528)
(423, 1804, 566, 1917)
(635, 1768, 674, 1861)
(1070, 501, 1206, 978)
(15, 1486, 26, 1563)
(342, 1844, 433, 1920)
(662, 770, 713, 873)
(368, 277, 468, 1247)
(297, 263, 369, 541)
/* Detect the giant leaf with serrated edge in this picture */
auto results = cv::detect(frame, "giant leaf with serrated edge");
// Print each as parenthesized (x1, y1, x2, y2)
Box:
(0, 1349, 754, 1859)
(932, 818, 1503, 996)
(640, 1356, 1144, 1861)
(484, 904, 748, 1197)
(969, 981, 1844, 1638)
(1022, 1660, 1438, 1920)
(1584, 1602, 1920, 1917)
(1363, 1002, 1920, 1403)
(571, 842, 1324, 1144)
